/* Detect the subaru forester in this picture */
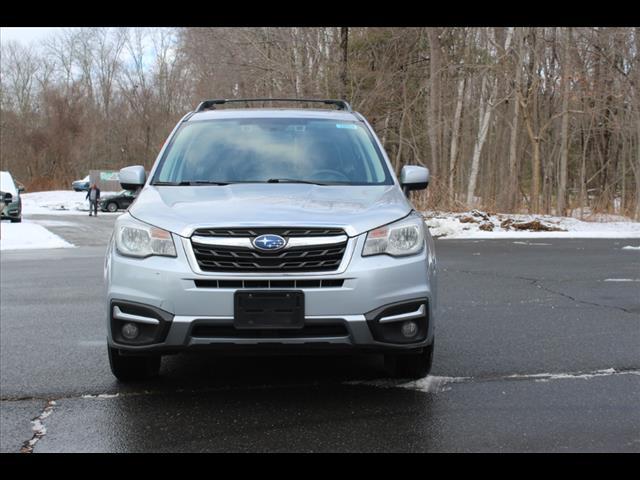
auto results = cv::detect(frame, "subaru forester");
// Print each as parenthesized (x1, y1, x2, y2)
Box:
(105, 99, 437, 381)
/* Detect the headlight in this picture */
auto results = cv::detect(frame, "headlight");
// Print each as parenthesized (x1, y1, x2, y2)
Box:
(362, 213, 425, 257)
(115, 215, 177, 258)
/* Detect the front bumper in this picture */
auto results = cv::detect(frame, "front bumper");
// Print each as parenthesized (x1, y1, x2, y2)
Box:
(106, 232, 436, 353)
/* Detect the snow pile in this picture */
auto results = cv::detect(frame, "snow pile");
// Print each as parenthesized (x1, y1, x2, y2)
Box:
(21, 190, 117, 215)
(622, 245, 640, 250)
(0, 221, 75, 250)
(423, 210, 640, 239)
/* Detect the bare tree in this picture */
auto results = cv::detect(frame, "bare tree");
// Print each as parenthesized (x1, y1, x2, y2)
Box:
(1, 26, 638, 217)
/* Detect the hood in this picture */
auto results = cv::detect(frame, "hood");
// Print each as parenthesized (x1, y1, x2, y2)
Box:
(128, 183, 412, 237)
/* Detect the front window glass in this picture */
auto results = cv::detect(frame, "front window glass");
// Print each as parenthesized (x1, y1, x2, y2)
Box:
(152, 118, 392, 185)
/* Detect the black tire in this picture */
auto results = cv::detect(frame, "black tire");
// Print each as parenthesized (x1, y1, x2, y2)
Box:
(11, 217, 21, 223)
(106, 202, 118, 212)
(385, 342, 434, 379)
(108, 346, 161, 382)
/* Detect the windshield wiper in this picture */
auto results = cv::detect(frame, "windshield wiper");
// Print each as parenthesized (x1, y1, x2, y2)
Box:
(266, 178, 328, 186)
(186, 180, 231, 186)
(153, 180, 230, 186)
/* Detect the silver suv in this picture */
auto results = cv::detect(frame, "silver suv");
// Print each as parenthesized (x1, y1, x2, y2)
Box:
(105, 99, 437, 381)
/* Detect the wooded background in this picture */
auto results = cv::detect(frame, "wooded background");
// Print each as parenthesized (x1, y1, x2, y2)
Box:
(2, 27, 639, 218)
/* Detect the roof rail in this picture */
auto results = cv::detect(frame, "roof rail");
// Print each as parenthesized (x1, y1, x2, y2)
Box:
(194, 98, 352, 113)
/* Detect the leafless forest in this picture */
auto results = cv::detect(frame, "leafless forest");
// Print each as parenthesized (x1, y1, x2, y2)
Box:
(1, 27, 639, 218)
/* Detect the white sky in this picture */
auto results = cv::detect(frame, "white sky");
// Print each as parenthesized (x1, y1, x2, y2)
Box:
(0, 27, 67, 47)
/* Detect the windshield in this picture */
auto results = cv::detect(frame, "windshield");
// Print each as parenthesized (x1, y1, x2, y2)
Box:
(1, 171, 18, 196)
(152, 118, 393, 186)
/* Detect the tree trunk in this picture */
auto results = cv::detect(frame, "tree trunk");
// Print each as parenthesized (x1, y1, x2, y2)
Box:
(340, 27, 349, 99)
(381, 111, 391, 148)
(507, 30, 523, 210)
(449, 76, 465, 206)
(427, 28, 442, 179)
(466, 74, 495, 206)
(635, 119, 640, 220)
(557, 28, 572, 215)
(530, 134, 541, 213)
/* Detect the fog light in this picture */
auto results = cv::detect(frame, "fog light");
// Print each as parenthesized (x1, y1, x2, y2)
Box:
(121, 322, 139, 340)
(401, 320, 418, 338)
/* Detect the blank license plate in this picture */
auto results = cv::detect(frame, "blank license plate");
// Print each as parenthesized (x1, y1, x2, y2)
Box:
(234, 291, 304, 329)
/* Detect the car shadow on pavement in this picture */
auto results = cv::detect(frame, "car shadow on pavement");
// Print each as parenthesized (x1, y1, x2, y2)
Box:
(113, 351, 393, 394)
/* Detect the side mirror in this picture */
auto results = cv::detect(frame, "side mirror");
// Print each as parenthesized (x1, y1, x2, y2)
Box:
(400, 165, 429, 195)
(119, 166, 146, 191)
(17, 185, 25, 193)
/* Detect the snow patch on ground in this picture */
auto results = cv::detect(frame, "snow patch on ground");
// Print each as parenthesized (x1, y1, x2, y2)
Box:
(81, 393, 120, 399)
(21, 400, 56, 453)
(396, 376, 468, 393)
(21, 190, 118, 215)
(506, 368, 640, 382)
(423, 210, 640, 239)
(622, 245, 640, 250)
(344, 375, 468, 393)
(0, 221, 74, 250)
(344, 368, 638, 393)
(604, 278, 640, 282)
(513, 241, 552, 246)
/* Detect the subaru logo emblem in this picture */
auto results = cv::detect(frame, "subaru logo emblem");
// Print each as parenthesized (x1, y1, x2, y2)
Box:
(253, 234, 286, 251)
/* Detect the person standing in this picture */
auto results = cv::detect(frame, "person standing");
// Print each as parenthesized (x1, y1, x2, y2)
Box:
(86, 183, 101, 216)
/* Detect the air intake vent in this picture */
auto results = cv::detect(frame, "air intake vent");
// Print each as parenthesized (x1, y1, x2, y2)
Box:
(193, 279, 345, 289)
(191, 324, 349, 338)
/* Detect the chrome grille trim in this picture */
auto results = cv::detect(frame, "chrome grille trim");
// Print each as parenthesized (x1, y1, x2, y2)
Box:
(191, 235, 348, 249)
(192, 227, 345, 237)
(181, 235, 358, 277)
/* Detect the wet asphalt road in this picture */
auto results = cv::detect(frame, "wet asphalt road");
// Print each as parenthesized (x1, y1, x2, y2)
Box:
(1, 214, 639, 452)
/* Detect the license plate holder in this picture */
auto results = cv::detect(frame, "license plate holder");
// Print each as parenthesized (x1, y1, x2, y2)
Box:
(234, 290, 305, 329)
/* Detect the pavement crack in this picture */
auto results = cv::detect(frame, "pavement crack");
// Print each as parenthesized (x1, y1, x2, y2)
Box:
(531, 280, 636, 315)
(20, 399, 56, 453)
(0, 395, 51, 402)
(446, 268, 637, 315)
(445, 268, 538, 284)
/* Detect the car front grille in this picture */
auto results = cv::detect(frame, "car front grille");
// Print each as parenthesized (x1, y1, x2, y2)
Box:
(190, 227, 348, 273)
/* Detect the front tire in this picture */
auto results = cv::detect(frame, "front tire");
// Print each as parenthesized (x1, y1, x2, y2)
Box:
(108, 346, 161, 381)
(106, 202, 118, 212)
(385, 342, 434, 379)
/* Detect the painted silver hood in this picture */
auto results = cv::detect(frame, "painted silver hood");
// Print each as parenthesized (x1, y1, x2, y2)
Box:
(128, 183, 412, 238)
